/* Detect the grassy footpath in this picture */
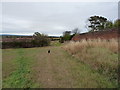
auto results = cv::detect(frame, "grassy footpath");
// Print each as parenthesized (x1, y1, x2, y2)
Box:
(2, 45, 118, 88)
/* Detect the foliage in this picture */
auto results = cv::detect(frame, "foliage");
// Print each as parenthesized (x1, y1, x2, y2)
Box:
(62, 31, 71, 42)
(105, 21, 113, 29)
(114, 19, 120, 28)
(59, 36, 64, 43)
(87, 16, 120, 32)
(88, 16, 108, 31)
(32, 32, 50, 47)
(60, 29, 81, 43)
(2, 41, 32, 48)
(70, 28, 80, 40)
(2, 32, 50, 48)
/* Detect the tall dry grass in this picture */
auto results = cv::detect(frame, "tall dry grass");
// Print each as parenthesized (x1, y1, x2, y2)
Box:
(64, 38, 118, 54)
(63, 39, 118, 82)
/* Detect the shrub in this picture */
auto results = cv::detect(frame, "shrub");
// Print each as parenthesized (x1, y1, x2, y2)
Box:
(32, 32, 50, 47)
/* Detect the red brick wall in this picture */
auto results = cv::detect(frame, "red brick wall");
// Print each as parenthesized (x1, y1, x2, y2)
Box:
(72, 29, 118, 41)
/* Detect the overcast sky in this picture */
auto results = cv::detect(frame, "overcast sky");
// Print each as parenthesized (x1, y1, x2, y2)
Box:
(1, 2, 118, 36)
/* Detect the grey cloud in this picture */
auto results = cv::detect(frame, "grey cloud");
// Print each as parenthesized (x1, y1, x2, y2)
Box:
(1, 2, 118, 36)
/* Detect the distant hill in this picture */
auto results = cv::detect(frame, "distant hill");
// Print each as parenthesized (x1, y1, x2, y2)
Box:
(0, 34, 32, 36)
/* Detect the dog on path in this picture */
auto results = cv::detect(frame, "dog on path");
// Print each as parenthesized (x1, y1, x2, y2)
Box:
(48, 50, 50, 53)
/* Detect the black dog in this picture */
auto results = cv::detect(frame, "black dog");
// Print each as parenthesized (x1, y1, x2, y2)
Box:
(48, 50, 50, 53)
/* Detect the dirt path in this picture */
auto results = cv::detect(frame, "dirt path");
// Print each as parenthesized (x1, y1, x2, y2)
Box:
(32, 46, 115, 88)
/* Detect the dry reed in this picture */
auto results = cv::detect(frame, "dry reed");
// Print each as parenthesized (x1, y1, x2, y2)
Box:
(63, 39, 118, 81)
(64, 38, 118, 54)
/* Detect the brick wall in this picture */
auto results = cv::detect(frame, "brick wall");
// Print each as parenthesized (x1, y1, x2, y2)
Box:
(72, 28, 118, 41)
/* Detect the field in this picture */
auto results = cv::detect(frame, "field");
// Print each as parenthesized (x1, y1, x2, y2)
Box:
(2, 41, 118, 88)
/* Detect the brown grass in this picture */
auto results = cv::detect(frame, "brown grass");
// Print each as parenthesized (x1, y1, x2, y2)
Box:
(63, 39, 118, 82)
(64, 39, 118, 54)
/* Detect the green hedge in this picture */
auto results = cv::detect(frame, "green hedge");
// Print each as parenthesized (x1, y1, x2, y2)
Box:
(2, 39, 50, 49)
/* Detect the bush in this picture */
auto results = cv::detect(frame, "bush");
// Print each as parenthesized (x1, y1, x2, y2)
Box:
(32, 32, 50, 47)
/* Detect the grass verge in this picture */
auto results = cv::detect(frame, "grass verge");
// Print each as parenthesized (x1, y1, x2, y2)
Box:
(2, 49, 39, 88)
(63, 39, 118, 87)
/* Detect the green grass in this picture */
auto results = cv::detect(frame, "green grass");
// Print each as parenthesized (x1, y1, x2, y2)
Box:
(50, 41, 62, 46)
(2, 49, 39, 88)
(61, 49, 117, 88)
(2, 46, 118, 88)
(75, 47, 118, 83)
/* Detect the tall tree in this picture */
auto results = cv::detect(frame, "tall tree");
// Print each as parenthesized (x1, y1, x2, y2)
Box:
(88, 16, 107, 32)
